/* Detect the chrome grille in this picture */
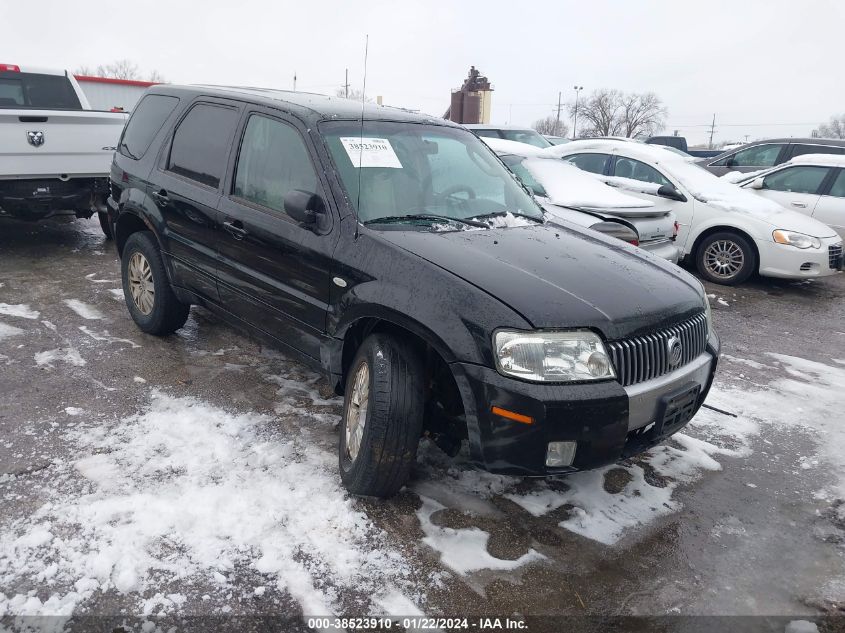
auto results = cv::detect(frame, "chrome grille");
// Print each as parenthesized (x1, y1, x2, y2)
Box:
(829, 243, 843, 270)
(607, 313, 708, 387)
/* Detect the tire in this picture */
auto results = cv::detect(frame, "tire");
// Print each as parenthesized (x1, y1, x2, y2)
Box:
(98, 211, 113, 239)
(339, 334, 425, 497)
(121, 231, 190, 335)
(695, 231, 757, 286)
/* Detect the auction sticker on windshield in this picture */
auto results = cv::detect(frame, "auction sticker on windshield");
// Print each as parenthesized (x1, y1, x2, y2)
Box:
(340, 137, 403, 168)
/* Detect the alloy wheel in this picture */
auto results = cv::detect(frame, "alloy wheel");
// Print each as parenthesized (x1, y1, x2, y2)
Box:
(127, 251, 155, 315)
(345, 361, 370, 462)
(703, 239, 744, 280)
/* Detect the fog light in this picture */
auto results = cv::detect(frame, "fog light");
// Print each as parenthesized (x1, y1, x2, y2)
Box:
(546, 441, 577, 467)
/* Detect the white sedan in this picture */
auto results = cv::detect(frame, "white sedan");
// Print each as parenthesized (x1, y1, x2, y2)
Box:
(736, 153, 845, 240)
(543, 140, 843, 285)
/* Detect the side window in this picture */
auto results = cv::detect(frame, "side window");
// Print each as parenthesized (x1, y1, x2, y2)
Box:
(233, 115, 318, 213)
(718, 144, 785, 167)
(828, 170, 845, 198)
(167, 103, 239, 188)
(563, 153, 608, 174)
(789, 144, 845, 159)
(613, 157, 671, 185)
(119, 94, 179, 160)
(762, 166, 830, 194)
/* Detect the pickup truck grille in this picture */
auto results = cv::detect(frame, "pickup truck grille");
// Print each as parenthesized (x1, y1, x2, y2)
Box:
(830, 243, 843, 270)
(606, 312, 708, 387)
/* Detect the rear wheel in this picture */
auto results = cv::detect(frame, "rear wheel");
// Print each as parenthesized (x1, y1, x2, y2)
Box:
(121, 231, 190, 335)
(98, 211, 113, 239)
(696, 231, 756, 285)
(339, 334, 425, 497)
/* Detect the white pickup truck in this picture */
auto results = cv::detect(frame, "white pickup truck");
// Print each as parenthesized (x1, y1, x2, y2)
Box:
(0, 63, 128, 236)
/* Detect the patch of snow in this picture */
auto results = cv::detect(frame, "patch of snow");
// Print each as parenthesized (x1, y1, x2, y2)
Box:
(133, 376, 147, 384)
(473, 211, 537, 228)
(79, 326, 140, 349)
(720, 169, 766, 184)
(0, 321, 24, 342)
(108, 289, 124, 300)
(34, 348, 86, 368)
(0, 392, 415, 617)
(64, 407, 84, 416)
(0, 303, 40, 319)
(63, 299, 104, 320)
(788, 153, 845, 168)
(599, 174, 663, 196)
(785, 621, 819, 633)
(41, 320, 57, 331)
(717, 298, 730, 307)
(416, 496, 545, 574)
(480, 136, 546, 157)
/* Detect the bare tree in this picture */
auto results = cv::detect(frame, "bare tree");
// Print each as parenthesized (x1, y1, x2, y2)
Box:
(147, 69, 166, 83)
(569, 89, 666, 138)
(532, 115, 569, 137)
(74, 65, 93, 76)
(95, 59, 140, 80)
(814, 114, 845, 139)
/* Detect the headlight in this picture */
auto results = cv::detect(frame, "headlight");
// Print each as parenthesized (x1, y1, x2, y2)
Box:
(493, 330, 615, 382)
(772, 230, 821, 249)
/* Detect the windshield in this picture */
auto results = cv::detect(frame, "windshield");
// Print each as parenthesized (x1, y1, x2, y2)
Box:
(0, 71, 82, 110)
(320, 121, 544, 225)
(499, 129, 552, 148)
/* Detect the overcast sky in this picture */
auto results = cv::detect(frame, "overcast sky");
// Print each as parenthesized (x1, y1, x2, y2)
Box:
(7, 0, 843, 145)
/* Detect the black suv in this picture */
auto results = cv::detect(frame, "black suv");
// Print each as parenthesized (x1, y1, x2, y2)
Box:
(106, 85, 720, 497)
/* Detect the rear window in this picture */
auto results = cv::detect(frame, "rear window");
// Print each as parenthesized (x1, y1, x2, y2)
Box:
(167, 103, 239, 189)
(119, 94, 180, 160)
(0, 71, 82, 109)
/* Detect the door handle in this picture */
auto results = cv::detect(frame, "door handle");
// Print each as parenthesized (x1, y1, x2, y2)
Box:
(791, 201, 808, 208)
(151, 189, 170, 206)
(222, 220, 248, 239)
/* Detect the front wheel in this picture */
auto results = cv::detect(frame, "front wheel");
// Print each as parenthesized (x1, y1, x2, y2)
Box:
(121, 231, 190, 335)
(339, 334, 425, 497)
(696, 231, 757, 285)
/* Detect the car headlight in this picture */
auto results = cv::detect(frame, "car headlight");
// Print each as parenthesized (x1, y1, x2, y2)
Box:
(493, 330, 615, 382)
(772, 230, 821, 249)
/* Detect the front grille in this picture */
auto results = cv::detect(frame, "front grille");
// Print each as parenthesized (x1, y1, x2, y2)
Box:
(829, 244, 843, 270)
(606, 312, 708, 387)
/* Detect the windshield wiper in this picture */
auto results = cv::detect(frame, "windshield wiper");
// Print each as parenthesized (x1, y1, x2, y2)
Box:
(363, 214, 488, 228)
(471, 210, 544, 223)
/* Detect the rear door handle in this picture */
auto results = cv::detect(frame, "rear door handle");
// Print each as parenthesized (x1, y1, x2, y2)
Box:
(222, 219, 248, 239)
(151, 189, 170, 206)
(791, 201, 808, 208)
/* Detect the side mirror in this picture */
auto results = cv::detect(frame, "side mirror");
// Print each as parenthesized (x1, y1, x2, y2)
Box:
(657, 183, 687, 202)
(284, 190, 326, 229)
(748, 177, 765, 190)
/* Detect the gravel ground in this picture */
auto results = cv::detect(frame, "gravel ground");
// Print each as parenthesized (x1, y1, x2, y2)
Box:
(1, 217, 843, 632)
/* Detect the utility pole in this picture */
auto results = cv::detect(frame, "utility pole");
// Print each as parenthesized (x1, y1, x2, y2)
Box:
(293, 71, 297, 92)
(744, 134, 750, 143)
(572, 85, 584, 140)
(708, 113, 716, 149)
(344, 68, 350, 98)
(556, 91, 562, 133)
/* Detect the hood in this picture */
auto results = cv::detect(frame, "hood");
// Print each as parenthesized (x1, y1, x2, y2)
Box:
(376, 222, 706, 340)
(750, 206, 839, 238)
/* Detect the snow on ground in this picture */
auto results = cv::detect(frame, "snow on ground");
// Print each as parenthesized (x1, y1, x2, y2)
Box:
(78, 325, 141, 349)
(33, 348, 86, 368)
(0, 391, 416, 618)
(62, 299, 104, 320)
(0, 322, 25, 342)
(0, 304, 40, 320)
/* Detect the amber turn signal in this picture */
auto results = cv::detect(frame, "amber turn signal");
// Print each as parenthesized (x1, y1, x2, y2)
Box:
(491, 406, 534, 425)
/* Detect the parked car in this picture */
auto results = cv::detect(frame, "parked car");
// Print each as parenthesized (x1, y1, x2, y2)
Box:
(646, 135, 688, 152)
(108, 85, 719, 497)
(737, 153, 845, 240)
(481, 137, 680, 262)
(545, 140, 844, 284)
(698, 138, 845, 176)
(463, 123, 552, 148)
(0, 63, 128, 236)
(544, 135, 570, 146)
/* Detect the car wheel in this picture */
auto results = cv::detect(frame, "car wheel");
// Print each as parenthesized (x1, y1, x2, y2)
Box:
(696, 231, 757, 285)
(98, 211, 113, 239)
(339, 334, 424, 497)
(121, 231, 190, 335)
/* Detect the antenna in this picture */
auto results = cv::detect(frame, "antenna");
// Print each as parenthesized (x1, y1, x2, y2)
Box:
(354, 34, 369, 238)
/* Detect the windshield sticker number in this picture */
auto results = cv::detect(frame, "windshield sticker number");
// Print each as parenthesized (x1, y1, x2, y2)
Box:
(340, 137, 402, 169)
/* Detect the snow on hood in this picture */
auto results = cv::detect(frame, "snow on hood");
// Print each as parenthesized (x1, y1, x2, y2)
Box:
(480, 136, 547, 157)
(521, 158, 654, 209)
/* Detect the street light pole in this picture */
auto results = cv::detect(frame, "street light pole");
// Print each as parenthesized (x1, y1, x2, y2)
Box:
(572, 85, 584, 140)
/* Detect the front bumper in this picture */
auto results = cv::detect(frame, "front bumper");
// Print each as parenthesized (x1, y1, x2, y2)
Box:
(452, 335, 720, 476)
(756, 236, 843, 279)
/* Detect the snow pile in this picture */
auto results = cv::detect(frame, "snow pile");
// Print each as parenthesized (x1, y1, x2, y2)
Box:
(720, 169, 766, 184)
(0, 392, 413, 617)
(0, 303, 40, 320)
(473, 212, 537, 228)
(521, 159, 654, 209)
(34, 348, 86, 368)
(62, 299, 104, 320)
(789, 153, 845, 167)
(0, 322, 24, 342)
